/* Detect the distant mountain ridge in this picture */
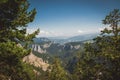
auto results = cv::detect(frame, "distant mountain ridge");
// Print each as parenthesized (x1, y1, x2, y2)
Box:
(34, 33, 99, 44)
(30, 33, 99, 64)
(67, 33, 99, 42)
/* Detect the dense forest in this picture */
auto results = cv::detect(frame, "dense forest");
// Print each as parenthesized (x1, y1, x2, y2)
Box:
(0, 0, 120, 80)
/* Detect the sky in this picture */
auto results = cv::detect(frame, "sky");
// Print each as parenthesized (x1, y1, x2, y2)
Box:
(27, 0, 120, 37)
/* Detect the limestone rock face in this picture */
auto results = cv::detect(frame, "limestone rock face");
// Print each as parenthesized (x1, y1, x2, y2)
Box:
(32, 44, 46, 53)
(42, 43, 51, 49)
(74, 45, 80, 49)
(23, 52, 49, 71)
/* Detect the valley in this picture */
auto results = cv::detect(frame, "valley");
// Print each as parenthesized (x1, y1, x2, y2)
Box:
(29, 33, 97, 69)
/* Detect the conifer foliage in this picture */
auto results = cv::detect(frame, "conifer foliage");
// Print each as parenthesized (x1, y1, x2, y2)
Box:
(73, 9, 120, 80)
(0, 0, 39, 79)
(47, 58, 68, 80)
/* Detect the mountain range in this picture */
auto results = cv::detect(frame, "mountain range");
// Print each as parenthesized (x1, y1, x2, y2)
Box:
(34, 33, 99, 44)
(31, 33, 99, 64)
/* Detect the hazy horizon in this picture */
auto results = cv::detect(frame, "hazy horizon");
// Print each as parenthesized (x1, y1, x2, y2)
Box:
(27, 0, 120, 37)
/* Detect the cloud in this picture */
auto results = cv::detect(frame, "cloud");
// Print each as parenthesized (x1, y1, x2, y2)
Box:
(27, 28, 50, 35)
(40, 30, 50, 35)
(98, 26, 112, 31)
(27, 28, 65, 37)
(27, 28, 37, 34)
(27, 27, 104, 37)
(78, 30, 84, 33)
(36, 30, 51, 37)
(98, 27, 104, 31)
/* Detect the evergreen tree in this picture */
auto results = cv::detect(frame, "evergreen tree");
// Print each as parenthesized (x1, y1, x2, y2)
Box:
(0, 0, 39, 79)
(73, 9, 120, 80)
(47, 58, 68, 80)
(0, 0, 39, 42)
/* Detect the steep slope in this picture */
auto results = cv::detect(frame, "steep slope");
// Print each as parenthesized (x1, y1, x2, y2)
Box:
(23, 52, 49, 71)
(30, 41, 85, 65)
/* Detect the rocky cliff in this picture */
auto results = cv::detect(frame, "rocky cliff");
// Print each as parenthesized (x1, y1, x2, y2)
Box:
(23, 52, 49, 71)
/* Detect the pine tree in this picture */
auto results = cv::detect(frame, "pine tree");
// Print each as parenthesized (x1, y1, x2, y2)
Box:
(0, 0, 39, 79)
(47, 58, 68, 80)
(73, 9, 120, 80)
(0, 0, 39, 42)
